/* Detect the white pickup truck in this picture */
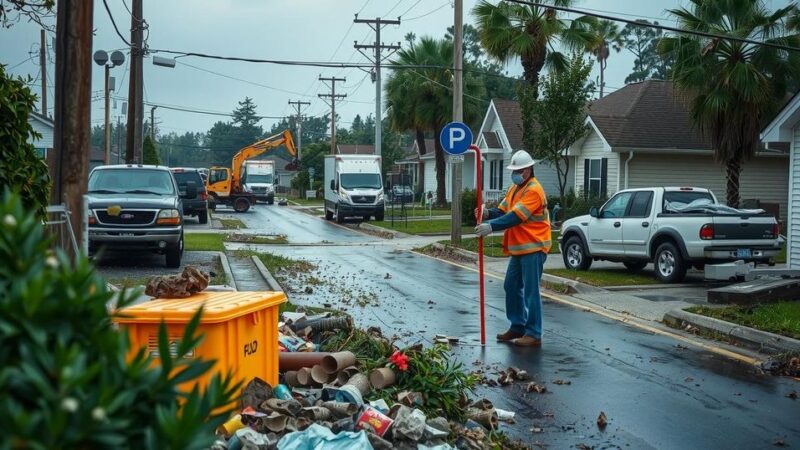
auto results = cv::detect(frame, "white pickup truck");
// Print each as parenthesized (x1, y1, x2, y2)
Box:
(558, 187, 782, 283)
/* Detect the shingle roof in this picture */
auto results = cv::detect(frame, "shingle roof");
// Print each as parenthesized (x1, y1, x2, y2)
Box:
(589, 80, 712, 150)
(482, 131, 501, 148)
(412, 139, 436, 156)
(337, 144, 375, 155)
(492, 99, 524, 149)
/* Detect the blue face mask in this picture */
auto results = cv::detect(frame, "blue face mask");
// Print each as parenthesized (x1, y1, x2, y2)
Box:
(511, 173, 525, 185)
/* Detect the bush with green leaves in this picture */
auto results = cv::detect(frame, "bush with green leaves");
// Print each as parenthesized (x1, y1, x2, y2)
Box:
(0, 190, 239, 449)
(548, 189, 608, 223)
(143, 135, 161, 165)
(461, 189, 477, 226)
(0, 64, 51, 217)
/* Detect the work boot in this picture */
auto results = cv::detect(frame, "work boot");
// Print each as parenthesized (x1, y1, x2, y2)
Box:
(512, 336, 542, 347)
(496, 329, 524, 342)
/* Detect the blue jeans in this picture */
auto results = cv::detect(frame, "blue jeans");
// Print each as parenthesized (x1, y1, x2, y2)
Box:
(504, 251, 547, 339)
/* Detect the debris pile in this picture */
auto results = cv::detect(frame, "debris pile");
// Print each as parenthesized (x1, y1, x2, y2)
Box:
(761, 353, 800, 377)
(211, 312, 518, 449)
(145, 266, 209, 298)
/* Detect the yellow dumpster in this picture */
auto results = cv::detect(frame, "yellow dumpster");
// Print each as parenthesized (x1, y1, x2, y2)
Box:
(115, 291, 286, 390)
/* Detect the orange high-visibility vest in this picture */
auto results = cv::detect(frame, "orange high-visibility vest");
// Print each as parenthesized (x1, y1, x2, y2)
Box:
(497, 177, 551, 256)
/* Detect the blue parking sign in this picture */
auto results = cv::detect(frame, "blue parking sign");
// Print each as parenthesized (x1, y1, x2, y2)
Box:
(439, 122, 473, 155)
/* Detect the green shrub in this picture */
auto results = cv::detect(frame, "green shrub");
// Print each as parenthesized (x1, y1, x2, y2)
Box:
(0, 190, 239, 449)
(461, 189, 477, 226)
(0, 64, 51, 217)
(548, 189, 607, 222)
(143, 135, 161, 165)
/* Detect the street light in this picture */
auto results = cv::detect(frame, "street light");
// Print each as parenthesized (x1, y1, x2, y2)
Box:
(94, 50, 125, 165)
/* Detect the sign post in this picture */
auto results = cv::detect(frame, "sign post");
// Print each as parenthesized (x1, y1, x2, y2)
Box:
(440, 123, 486, 346)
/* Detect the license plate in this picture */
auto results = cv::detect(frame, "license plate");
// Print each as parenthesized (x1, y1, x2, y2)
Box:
(119, 233, 134, 237)
(736, 248, 751, 258)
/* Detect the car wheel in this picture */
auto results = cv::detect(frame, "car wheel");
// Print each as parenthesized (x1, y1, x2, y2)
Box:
(623, 261, 647, 273)
(198, 210, 208, 224)
(234, 197, 251, 213)
(375, 210, 384, 222)
(692, 263, 705, 271)
(362, 215, 370, 221)
(165, 237, 183, 268)
(325, 209, 334, 221)
(335, 205, 344, 224)
(268, 197, 274, 205)
(562, 236, 592, 270)
(655, 242, 687, 283)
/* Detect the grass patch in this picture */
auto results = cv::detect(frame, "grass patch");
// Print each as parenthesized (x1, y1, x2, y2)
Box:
(107, 276, 150, 289)
(224, 233, 288, 244)
(288, 198, 324, 206)
(777, 245, 787, 264)
(211, 255, 228, 286)
(541, 279, 571, 294)
(386, 207, 451, 217)
(372, 219, 461, 234)
(185, 233, 226, 252)
(686, 302, 800, 339)
(546, 268, 660, 287)
(219, 218, 247, 229)
(233, 249, 315, 274)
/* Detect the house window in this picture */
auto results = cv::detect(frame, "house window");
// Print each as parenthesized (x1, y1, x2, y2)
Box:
(489, 159, 504, 190)
(583, 158, 608, 198)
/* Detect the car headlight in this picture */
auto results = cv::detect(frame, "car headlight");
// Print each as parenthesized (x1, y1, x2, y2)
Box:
(88, 209, 96, 225)
(157, 209, 181, 225)
(377, 192, 384, 203)
(340, 192, 350, 203)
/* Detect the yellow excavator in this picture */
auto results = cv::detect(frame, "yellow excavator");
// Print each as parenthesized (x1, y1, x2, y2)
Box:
(207, 129, 297, 213)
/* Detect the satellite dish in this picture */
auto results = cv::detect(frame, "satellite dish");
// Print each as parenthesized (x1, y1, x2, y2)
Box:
(110, 50, 125, 67)
(93, 50, 108, 66)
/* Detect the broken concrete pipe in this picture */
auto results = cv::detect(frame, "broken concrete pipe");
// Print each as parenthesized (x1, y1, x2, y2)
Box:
(296, 367, 313, 386)
(278, 352, 332, 372)
(261, 412, 289, 433)
(311, 364, 338, 385)
(369, 367, 397, 389)
(321, 401, 359, 419)
(283, 371, 300, 387)
(344, 373, 371, 395)
(321, 351, 357, 374)
(467, 408, 499, 430)
(262, 398, 302, 417)
(294, 315, 353, 334)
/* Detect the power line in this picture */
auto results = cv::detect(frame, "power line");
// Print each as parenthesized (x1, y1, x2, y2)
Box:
(101, 0, 133, 47)
(178, 61, 317, 98)
(405, 1, 450, 21)
(398, 0, 425, 18)
(504, 0, 800, 53)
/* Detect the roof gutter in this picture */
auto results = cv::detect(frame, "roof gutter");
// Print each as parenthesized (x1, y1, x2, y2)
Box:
(624, 151, 634, 189)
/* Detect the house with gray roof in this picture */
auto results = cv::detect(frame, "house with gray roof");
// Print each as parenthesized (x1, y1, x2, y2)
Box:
(569, 80, 788, 219)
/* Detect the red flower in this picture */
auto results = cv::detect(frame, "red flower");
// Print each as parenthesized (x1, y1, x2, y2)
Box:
(389, 351, 409, 372)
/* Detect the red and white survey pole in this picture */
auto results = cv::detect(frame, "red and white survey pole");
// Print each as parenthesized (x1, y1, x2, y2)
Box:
(470, 144, 486, 346)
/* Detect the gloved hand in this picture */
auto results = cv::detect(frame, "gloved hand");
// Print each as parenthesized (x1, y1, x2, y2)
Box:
(474, 223, 492, 237)
(474, 204, 488, 220)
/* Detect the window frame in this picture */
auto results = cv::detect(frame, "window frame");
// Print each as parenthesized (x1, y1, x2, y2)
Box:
(625, 191, 654, 218)
(588, 158, 604, 197)
(600, 192, 633, 219)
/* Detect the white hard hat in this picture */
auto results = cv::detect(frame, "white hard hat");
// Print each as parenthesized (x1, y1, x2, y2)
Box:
(506, 150, 535, 170)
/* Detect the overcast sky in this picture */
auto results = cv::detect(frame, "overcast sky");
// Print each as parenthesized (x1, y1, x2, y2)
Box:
(0, 0, 791, 138)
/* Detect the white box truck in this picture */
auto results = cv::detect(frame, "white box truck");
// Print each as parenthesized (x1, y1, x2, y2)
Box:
(324, 154, 384, 223)
(242, 160, 276, 204)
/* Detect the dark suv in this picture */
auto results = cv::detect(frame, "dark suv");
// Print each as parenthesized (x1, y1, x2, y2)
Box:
(87, 165, 189, 267)
(170, 168, 209, 224)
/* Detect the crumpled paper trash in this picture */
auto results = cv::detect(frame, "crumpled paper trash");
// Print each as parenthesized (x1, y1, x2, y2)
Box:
(277, 423, 373, 450)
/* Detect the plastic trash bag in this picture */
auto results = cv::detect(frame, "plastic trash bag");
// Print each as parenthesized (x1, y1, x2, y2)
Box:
(277, 423, 374, 450)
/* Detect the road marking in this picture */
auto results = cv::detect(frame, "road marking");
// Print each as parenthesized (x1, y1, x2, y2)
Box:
(410, 250, 762, 366)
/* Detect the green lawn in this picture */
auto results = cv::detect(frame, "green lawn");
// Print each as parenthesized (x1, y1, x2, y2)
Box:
(224, 234, 289, 244)
(687, 302, 800, 339)
(546, 268, 660, 287)
(371, 219, 459, 235)
(233, 249, 315, 274)
(185, 233, 226, 252)
(440, 231, 561, 257)
(289, 198, 324, 206)
(386, 207, 451, 217)
(219, 218, 247, 229)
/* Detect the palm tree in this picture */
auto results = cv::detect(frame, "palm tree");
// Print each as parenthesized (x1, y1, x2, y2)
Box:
(473, 0, 593, 92)
(385, 37, 485, 206)
(586, 19, 623, 97)
(659, 0, 800, 208)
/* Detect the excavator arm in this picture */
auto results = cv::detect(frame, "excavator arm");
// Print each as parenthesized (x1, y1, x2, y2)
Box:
(230, 130, 297, 192)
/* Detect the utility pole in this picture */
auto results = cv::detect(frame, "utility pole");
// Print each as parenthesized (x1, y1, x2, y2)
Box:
(104, 64, 111, 164)
(116, 115, 122, 163)
(451, 0, 464, 243)
(39, 28, 47, 115)
(126, 0, 144, 163)
(318, 76, 346, 155)
(150, 105, 157, 142)
(288, 100, 310, 161)
(354, 15, 400, 158)
(52, 0, 94, 257)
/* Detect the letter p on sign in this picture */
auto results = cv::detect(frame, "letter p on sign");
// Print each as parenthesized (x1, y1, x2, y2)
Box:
(440, 122, 473, 155)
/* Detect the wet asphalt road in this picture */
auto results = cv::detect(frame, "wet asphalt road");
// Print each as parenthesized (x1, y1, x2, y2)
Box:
(245, 205, 800, 449)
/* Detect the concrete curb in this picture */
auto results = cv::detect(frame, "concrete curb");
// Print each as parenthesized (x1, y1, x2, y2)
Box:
(212, 251, 237, 291)
(359, 222, 414, 239)
(250, 255, 284, 292)
(663, 308, 800, 355)
(604, 280, 716, 292)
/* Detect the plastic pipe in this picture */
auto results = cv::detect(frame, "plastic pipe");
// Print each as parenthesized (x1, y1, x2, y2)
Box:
(470, 144, 486, 346)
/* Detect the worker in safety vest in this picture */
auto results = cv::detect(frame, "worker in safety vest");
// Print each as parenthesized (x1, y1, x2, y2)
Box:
(474, 150, 551, 347)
